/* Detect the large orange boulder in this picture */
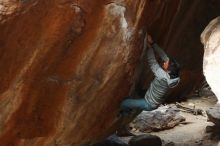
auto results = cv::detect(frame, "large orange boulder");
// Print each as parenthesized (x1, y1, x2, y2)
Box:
(0, 1, 148, 145)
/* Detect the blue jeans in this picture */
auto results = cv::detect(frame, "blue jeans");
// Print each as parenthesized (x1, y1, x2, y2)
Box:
(120, 98, 157, 116)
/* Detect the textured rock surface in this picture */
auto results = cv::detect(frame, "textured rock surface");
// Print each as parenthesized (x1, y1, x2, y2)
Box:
(0, 1, 147, 145)
(206, 104, 220, 127)
(130, 106, 185, 132)
(0, 0, 220, 146)
(201, 16, 220, 103)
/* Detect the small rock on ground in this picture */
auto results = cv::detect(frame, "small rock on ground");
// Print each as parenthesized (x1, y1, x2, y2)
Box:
(129, 134, 162, 146)
(206, 104, 220, 127)
(93, 134, 128, 146)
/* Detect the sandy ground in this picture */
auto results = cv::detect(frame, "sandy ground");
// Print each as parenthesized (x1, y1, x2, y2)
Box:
(120, 96, 220, 146)
(151, 96, 218, 146)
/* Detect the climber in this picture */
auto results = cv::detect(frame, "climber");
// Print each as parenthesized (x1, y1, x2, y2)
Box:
(120, 33, 181, 117)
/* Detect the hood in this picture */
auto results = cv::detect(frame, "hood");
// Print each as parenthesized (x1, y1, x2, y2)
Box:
(166, 75, 180, 88)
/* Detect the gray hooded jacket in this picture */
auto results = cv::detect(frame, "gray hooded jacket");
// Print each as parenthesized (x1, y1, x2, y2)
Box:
(145, 43, 180, 109)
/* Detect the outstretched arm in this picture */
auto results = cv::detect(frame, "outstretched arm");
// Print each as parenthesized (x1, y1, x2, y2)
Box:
(145, 35, 166, 77)
(147, 34, 169, 62)
(152, 43, 169, 62)
(147, 47, 161, 74)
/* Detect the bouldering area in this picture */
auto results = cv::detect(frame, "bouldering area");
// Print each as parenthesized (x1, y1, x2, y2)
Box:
(0, 0, 220, 146)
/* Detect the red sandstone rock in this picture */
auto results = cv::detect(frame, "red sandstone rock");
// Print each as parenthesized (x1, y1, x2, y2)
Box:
(0, 0, 220, 145)
(0, 1, 146, 145)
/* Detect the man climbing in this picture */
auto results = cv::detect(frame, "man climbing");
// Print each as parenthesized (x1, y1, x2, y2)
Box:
(120, 33, 180, 117)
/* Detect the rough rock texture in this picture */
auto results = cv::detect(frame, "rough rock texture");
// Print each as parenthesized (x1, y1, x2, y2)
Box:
(201, 16, 220, 103)
(0, 1, 147, 146)
(130, 106, 185, 132)
(206, 104, 220, 127)
(0, 0, 220, 146)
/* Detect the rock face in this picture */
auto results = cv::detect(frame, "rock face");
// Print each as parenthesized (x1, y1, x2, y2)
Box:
(0, 1, 147, 145)
(0, 0, 220, 146)
(201, 16, 220, 103)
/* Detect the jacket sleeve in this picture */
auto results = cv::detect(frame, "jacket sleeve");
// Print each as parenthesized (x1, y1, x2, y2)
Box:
(152, 43, 169, 62)
(147, 47, 167, 77)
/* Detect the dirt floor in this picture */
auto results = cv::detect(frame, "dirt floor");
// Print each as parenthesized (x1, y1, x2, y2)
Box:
(151, 96, 219, 146)
(120, 96, 220, 146)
